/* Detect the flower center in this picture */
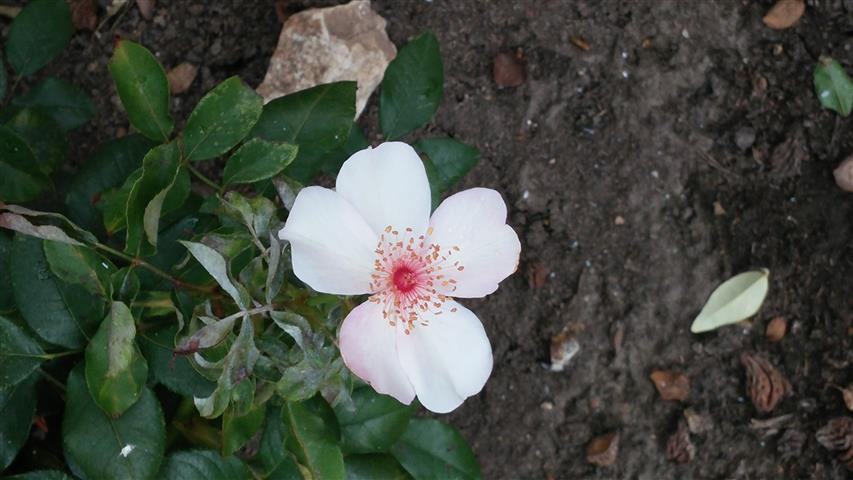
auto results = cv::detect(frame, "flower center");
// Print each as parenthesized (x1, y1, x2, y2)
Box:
(368, 225, 463, 335)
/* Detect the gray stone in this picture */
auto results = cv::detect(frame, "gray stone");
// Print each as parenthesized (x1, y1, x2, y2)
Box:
(256, 0, 396, 118)
(735, 126, 756, 150)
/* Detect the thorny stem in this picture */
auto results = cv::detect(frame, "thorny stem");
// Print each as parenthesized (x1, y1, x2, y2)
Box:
(94, 242, 219, 296)
(185, 161, 223, 193)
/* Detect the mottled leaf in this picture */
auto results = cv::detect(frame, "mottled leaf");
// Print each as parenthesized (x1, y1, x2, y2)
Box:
(43, 240, 115, 298)
(180, 240, 248, 309)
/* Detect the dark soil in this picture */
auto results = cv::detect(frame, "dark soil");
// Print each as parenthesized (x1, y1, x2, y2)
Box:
(7, 0, 853, 478)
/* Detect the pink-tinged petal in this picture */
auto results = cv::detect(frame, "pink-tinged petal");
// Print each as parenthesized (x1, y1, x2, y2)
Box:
(427, 188, 521, 298)
(336, 142, 431, 235)
(278, 186, 377, 295)
(340, 300, 415, 404)
(396, 300, 493, 413)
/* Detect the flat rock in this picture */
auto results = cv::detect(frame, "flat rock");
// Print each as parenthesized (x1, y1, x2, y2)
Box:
(256, 0, 395, 117)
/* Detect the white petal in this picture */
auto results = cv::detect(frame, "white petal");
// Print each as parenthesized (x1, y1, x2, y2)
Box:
(427, 188, 521, 298)
(339, 300, 415, 404)
(278, 186, 377, 295)
(396, 300, 493, 413)
(336, 142, 431, 235)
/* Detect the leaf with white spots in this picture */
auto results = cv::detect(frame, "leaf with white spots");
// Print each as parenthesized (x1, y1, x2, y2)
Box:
(63, 365, 166, 480)
(184, 76, 263, 161)
(690, 269, 770, 333)
(179, 240, 248, 309)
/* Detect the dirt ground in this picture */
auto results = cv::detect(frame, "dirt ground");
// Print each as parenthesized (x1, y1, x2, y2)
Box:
(14, 0, 853, 478)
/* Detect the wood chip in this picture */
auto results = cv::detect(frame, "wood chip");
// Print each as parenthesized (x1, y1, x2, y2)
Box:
(834, 384, 853, 411)
(649, 370, 690, 402)
(586, 432, 619, 467)
(741, 352, 791, 413)
(762, 0, 805, 30)
(765, 316, 787, 343)
(569, 35, 590, 51)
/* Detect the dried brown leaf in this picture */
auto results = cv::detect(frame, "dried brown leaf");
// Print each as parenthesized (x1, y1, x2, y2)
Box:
(649, 370, 690, 402)
(817, 417, 853, 451)
(586, 432, 619, 467)
(569, 35, 590, 51)
(836, 385, 853, 411)
(70, 0, 97, 31)
(527, 262, 549, 289)
(167, 62, 198, 95)
(493, 51, 525, 88)
(741, 352, 790, 413)
(762, 0, 805, 30)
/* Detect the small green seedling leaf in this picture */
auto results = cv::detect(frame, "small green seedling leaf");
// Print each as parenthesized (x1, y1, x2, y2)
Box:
(11, 77, 96, 130)
(380, 32, 443, 140)
(63, 365, 166, 480)
(184, 76, 263, 161)
(109, 40, 174, 142)
(222, 138, 298, 185)
(814, 56, 853, 116)
(5, 0, 72, 77)
(690, 269, 770, 333)
(0, 316, 44, 390)
(85, 301, 148, 416)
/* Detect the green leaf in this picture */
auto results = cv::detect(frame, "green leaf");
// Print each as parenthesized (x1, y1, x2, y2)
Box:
(5, 108, 67, 175)
(135, 215, 198, 289)
(335, 387, 414, 454)
(0, 212, 82, 246)
(815, 56, 853, 116)
(158, 450, 250, 480)
(0, 233, 13, 314)
(0, 372, 39, 469)
(11, 235, 103, 348)
(63, 365, 166, 480)
(85, 301, 148, 416)
(390, 418, 481, 480)
(217, 192, 278, 244)
(248, 405, 302, 478)
(223, 138, 298, 186)
(222, 403, 266, 456)
(380, 33, 443, 140)
(3, 471, 73, 480)
(690, 269, 770, 333)
(414, 138, 479, 208)
(0, 53, 6, 99)
(139, 324, 215, 397)
(184, 76, 263, 161)
(43, 240, 115, 298)
(109, 40, 174, 142)
(66, 135, 155, 234)
(5, 0, 72, 76)
(0, 125, 48, 203)
(322, 123, 369, 176)
(0, 316, 44, 390)
(345, 454, 412, 480)
(111, 267, 141, 305)
(194, 318, 259, 419)
(251, 82, 356, 182)
(283, 397, 345, 480)
(180, 240, 248, 309)
(0, 203, 98, 245)
(125, 142, 188, 255)
(11, 77, 96, 130)
(176, 315, 238, 354)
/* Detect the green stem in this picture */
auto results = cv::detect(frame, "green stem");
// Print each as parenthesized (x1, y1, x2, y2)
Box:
(94, 242, 218, 296)
(185, 161, 223, 193)
(39, 368, 66, 393)
(42, 349, 83, 360)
